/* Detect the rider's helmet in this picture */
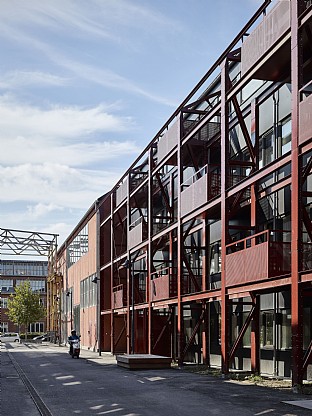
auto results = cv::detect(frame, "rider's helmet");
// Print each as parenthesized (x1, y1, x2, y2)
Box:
(71, 329, 76, 335)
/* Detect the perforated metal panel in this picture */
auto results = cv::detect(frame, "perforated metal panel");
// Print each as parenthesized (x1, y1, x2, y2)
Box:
(299, 94, 312, 145)
(181, 174, 208, 217)
(241, 0, 290, 76)
(116, 177, 128, 206)
(151, 274, 170, 301)
(112, 287, 124, 309)
(128, 221, 143, 248)
(225, 242, 268, 287)
(157, 119, 180, 162)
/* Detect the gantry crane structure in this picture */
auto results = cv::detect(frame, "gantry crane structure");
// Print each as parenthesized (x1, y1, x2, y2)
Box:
(0, 227, 60, 340)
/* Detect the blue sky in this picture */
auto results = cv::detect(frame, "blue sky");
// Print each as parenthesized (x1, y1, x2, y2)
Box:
(0, 0, 265, 251)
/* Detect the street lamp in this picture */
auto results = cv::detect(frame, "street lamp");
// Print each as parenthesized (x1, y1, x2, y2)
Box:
(66, 290, 73, 330)
(91, 274, 101, 355)
(120, 259, 135, 354)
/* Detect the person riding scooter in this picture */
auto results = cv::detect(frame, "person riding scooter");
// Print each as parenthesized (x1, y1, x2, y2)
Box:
(68, 330, 80, 356)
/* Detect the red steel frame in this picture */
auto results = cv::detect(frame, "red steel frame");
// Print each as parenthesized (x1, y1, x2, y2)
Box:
(70, 0, 312, 388)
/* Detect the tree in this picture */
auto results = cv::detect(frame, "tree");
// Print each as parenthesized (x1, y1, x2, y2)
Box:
(7, 281, 46, 340)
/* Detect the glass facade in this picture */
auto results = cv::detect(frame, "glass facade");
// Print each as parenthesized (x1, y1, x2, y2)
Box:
(0, 260, 48, 276)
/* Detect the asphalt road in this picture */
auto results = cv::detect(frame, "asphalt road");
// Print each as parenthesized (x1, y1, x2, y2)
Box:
(1, 342, 312, 416)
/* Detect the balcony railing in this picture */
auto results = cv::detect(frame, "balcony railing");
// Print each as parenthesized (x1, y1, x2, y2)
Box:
(181, 165, 221, 216)
(112, 284, 125, 309)
(150, 267, 177, 301)
(299, 80, 312, 145)
(157, 119, 180, 163)
(225, 230, 291, 287)
(241, 0, 291, 76)
(130, 172, 148, 192)
(128, 217, 148, 248)
(116, 177, 128, 206)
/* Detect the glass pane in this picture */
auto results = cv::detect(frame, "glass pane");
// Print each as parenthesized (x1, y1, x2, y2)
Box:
(279, 309, 291, 349)
(260, 311, 274, 347)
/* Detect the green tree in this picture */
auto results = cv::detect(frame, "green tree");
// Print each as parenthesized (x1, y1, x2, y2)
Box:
(7, 281, 46, 340)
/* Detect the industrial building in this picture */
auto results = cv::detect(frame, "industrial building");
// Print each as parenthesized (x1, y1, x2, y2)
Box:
(53, 0, 312, 386)
(0, 259, 48, 334)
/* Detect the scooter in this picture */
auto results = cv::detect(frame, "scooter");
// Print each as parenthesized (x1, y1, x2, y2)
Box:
(69, 339, 80, 359)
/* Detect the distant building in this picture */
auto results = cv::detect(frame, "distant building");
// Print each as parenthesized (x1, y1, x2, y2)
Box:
(0, 260, 48, 334)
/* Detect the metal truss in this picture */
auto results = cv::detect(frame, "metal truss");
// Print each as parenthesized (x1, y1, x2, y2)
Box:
(0, 227, 58, 257)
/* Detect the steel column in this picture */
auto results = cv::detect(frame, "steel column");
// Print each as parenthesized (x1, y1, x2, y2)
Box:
(290, 0, 303, 388)
(250, 294, 260, 374)
(220, 57, 230, 375)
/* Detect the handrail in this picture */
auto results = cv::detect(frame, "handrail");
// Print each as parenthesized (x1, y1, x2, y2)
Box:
(129, 216, 146, 229)
(226, 229, 290, 253)
(151, 267, 171, 280)
(112, 284, 123, 292)
(226, 230, 269, 251)
(181, 165, 208, 189)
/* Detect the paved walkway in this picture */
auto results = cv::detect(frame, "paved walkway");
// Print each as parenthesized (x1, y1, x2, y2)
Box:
(45, 342, 312, 412)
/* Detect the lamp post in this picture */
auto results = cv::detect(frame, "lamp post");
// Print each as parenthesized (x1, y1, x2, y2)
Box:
(66, 290, 73, 330)
(120, 259, 135, 354)
(91, 274, 101, 355)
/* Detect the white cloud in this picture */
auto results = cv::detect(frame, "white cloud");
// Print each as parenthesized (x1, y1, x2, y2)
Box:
(0, 163, 119, 208)
(0, 3, 179, 107)
(26, 203, 64, 218)
(0, 95, 132, 140)
(2, 138, 139, 167)
(53, 59, 178, 107)
(0, 0, 183, 40)
(0, 71, 70, 89)
(43, 222, 77, 246)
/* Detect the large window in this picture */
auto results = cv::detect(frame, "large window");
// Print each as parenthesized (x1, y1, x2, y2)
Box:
(0, 261, 47, 276)
(80, 274, 97, 308)
(67, 225, 89, 267)
(260, 311, 274, 347)
(258, 84, 292, 169)
(28, 322, 44, 333)
(0, 279, 14, 293)
(16, 280, 46, 293)
(1, 297, 8, 308)
(0, 322, 8, 333)
(279, 309, 291, 350)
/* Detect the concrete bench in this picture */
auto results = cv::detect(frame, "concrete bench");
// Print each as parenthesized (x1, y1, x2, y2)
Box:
(116, 354, 172, 370)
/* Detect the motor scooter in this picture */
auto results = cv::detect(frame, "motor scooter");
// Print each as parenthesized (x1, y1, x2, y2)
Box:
(69, 339, 80, 359)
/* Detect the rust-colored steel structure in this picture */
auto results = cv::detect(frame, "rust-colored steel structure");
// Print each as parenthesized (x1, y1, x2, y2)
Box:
(59, 0, 312, 387)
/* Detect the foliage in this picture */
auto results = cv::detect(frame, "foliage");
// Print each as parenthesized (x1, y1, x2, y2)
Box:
(7, 281, 46, 339)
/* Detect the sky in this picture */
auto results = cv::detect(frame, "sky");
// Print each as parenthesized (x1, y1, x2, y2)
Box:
(0, 0, 265, 255)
